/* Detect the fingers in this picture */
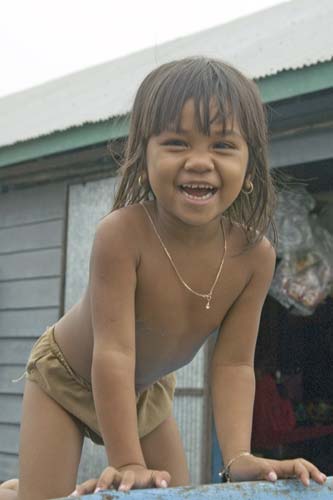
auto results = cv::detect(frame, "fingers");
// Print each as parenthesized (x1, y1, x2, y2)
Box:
(255, 461, 277, 483)
(93, 466, 122, 493)
(293, 459, 326, 486)
(70, 467, 130, 496)
(70, 478, 98, 496)
(71, 466, 172, 495)
(265, 458, 327, 487)
(118, 470, 136, 492)
(118, 468, 171, 491)
(266, 471, 277, 482)
(151, 470, 171, 488)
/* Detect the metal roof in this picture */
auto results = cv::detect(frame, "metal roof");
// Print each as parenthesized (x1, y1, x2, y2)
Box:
(0, 0, 332, 149)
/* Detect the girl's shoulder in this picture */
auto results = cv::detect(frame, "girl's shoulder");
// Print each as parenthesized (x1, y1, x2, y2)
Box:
(98, 203, 146, 232)
(93, 204, 147, 256)
(228, 220, 276, 262)
(227, 222, 276, 290)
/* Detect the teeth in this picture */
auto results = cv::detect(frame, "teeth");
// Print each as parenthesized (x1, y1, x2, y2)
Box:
(182, 191, 214, 200)
(181, 183, 214, 189)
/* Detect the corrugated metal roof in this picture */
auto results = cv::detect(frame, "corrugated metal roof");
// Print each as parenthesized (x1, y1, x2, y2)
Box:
(0, 0, 332, 149)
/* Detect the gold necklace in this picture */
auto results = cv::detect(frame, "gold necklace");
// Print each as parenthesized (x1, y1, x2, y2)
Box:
(141, 203, 227, 310)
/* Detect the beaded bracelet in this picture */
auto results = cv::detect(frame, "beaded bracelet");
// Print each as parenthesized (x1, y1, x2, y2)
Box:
(219, 451, 252, 482)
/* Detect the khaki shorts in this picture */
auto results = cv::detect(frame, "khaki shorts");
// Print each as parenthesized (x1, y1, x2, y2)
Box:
(21, 326, 176, 443)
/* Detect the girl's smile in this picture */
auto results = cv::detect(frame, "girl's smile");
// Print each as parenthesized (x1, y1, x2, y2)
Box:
(146, 99, 249, 227)
(178, 183, 217, 205)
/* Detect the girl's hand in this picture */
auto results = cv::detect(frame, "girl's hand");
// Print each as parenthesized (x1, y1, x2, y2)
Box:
(70, 478, 99, 496)
(70, 464, 171, 495)
(228, 454, 327, 486)
(115, 464, 171, 491)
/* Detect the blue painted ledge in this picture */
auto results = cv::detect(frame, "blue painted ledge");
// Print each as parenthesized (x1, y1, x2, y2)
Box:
(56, 477, 333, 499)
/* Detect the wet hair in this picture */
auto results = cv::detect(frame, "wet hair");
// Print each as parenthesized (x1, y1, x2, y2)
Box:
(112, 56, 277, 246)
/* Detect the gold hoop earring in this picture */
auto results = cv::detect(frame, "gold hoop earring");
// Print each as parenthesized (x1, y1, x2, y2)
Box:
(138, 174, 151, 192)
(242, 180, 253, 195)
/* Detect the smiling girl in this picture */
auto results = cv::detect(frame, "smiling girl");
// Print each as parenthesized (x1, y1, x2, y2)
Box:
(0, 57, 326, 500)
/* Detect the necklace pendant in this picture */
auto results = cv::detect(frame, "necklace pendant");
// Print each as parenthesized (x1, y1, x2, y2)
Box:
(205, 296, 211, 310)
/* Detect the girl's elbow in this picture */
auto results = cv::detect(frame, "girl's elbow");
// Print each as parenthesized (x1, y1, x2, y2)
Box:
(92, 348, 135, 379)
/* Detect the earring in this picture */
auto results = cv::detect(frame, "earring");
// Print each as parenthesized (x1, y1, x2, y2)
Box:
(242, 180, 253, 195)
(138, 173, 150, 191)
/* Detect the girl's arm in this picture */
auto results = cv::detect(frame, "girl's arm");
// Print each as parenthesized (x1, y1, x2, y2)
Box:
(211, 238, 325, 485)
(89, 211, 145, 469)
(211, 237, 275, 465)
(87, 212, 169, 492)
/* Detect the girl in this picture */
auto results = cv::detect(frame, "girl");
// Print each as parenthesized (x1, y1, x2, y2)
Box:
(0, 57, 326, 500)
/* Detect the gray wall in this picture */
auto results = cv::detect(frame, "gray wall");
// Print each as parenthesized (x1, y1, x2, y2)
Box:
(0, 182, 67, 480)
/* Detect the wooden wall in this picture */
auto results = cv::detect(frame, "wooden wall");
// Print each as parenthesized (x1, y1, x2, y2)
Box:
(0, 182, 67, 480)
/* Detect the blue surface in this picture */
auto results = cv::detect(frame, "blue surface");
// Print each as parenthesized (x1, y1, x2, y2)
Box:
(56, 477, 333, 499)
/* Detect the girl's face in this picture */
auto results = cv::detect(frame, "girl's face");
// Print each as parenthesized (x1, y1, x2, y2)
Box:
(146, 98, 249, 226)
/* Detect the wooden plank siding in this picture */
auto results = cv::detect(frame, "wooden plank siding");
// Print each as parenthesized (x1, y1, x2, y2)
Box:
(0, 367, 25, 394)
(0, 309, 59, 337)
(0, 394, 22, 422)
(0, 182, 67, 481)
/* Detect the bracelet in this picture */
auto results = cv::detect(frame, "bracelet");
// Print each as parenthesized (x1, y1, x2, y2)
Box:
(219, 451, 252, 482)
(117, 462, 146, 470)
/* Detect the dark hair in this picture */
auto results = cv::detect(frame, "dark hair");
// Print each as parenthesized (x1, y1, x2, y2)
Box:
(112, 56, 276, 245)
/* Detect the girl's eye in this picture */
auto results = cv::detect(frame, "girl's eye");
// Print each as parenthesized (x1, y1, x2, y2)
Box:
(214, 142, 234, 150)
(162, 139, 187, 148)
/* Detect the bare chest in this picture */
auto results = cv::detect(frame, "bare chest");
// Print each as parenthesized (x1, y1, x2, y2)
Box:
(135, 243, 251, 343)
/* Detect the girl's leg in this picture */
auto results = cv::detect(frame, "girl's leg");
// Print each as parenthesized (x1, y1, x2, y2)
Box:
(16, 380, 84, 500)
(0, 480, 18, 500)
(0, 481, 18, 490)
(140, 414, 190, 486)
(0, 490, 16, 500)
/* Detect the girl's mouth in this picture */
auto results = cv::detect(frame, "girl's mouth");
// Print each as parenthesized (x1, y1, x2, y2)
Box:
(179, 183, 218, 202)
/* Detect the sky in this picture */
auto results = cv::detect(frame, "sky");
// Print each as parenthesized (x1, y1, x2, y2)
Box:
(0, 0, 288, 98)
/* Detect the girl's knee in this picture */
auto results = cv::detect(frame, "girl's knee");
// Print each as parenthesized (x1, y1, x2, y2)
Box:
(0, 480, 18, 491)
(0, 489, 17, 500)
(0, 480, 19, 500)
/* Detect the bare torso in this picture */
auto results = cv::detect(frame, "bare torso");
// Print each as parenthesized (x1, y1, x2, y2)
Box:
(54, 203, 254, 392)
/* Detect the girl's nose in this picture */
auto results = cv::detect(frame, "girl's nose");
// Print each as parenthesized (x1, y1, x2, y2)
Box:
(184, 154, 214, 172)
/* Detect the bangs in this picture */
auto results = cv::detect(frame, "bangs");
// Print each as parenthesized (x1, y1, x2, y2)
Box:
(141, 59, 245, 139)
